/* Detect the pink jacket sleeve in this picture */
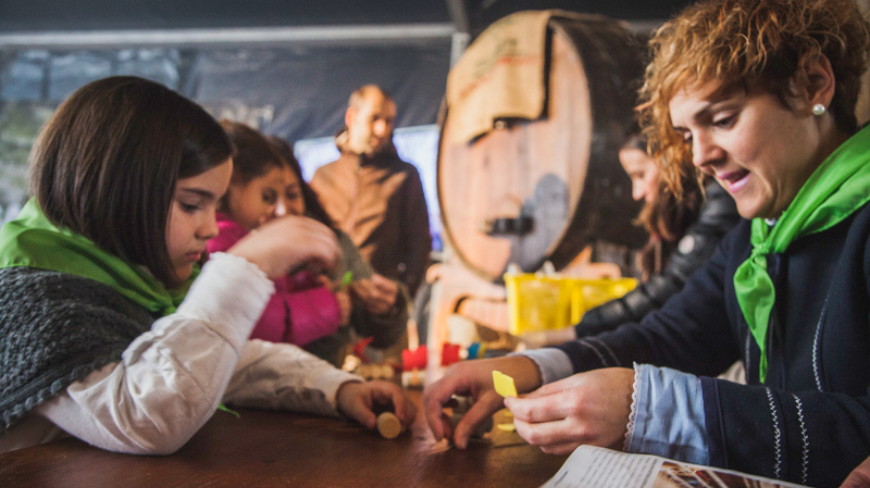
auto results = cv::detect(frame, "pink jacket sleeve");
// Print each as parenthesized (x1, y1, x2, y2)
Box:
(250, 274, 342, 346)
(208, 215, 342, 347)
(206, 214, 248, 254)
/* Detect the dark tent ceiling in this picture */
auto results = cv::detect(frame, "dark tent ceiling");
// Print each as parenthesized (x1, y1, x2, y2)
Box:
(0, 1, 696, 142)
(0, 1, 695, 33)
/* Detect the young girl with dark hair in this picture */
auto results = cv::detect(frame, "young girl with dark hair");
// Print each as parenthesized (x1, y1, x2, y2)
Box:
(0, 76, 415, 455)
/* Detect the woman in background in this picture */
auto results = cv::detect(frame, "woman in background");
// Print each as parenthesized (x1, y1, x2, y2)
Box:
(576, 131, 739, 337)
(526, 131, 739, 346)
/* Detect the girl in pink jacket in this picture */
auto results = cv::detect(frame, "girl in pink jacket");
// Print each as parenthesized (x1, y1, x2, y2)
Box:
(208, 121, 346, 347)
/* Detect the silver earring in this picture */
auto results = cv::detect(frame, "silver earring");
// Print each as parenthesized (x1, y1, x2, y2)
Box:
(812, 103, 826, 116)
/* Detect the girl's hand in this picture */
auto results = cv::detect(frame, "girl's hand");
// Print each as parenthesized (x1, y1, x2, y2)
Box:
(336, 380, 417, 430)
(315, 274, 352, 324)
(334, 289, 352, 325)
(504, 367, 634, 455)
(422, 356, 541, 449)
(841, 456, 870, 487)
(350, 274, 398, 315)
(228, 216, 340, 279)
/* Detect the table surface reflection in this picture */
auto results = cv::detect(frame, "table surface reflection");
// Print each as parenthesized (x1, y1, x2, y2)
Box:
(0, 390, 568, 487)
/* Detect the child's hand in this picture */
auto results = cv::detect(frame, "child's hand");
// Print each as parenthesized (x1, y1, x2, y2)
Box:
(350, 274, 399, 315)
(315, 274, 353, 325)
(227, 216, 340, 279)
(334, 289, 352, 325)
(336, 380, 417, 431)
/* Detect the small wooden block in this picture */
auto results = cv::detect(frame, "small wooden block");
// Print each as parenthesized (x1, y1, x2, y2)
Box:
(377, 412, 403, 439)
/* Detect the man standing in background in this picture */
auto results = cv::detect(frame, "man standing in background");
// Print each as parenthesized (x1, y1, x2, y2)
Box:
(312, 85, 431, 298)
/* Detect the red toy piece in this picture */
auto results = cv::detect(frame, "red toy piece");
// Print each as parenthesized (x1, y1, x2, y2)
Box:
(401, 346, 428, 371)
(441, 343, 461, 366)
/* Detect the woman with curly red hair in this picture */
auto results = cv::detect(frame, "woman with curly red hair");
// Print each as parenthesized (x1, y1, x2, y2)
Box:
(424, 1, 870, 485)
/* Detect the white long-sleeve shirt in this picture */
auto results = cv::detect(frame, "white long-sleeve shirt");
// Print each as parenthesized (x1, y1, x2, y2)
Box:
(0, 253, 362, 454)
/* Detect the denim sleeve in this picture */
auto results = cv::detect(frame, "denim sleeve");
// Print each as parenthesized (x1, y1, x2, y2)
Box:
(625, 363, 710, 465)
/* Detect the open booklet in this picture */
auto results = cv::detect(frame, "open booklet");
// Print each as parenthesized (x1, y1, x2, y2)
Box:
(540, 445, 811, 488)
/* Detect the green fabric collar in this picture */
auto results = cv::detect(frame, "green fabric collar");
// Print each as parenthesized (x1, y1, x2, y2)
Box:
(733, 124, 870, 382)
(0, 199, 195, 316)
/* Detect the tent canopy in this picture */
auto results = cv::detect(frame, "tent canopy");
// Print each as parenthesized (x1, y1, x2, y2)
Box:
(0, 1, 693, 34)
(0, 0, 694, 142)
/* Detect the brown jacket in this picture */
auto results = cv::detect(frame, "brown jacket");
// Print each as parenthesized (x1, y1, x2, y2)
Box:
(311, 143, 431, 297)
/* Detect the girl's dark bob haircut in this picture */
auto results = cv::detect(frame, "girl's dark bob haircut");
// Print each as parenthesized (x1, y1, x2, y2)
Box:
(29, 76, 232, 287)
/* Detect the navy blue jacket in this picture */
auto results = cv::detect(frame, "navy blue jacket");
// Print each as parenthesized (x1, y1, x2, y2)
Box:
(554, 202, 870, 487)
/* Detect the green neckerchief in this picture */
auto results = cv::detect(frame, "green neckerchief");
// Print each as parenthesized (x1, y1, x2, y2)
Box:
(0, 199, 196, 316)
(734, 124, 870, 382)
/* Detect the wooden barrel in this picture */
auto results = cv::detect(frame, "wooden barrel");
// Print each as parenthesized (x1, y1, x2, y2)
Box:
(438, 13, 648, 282)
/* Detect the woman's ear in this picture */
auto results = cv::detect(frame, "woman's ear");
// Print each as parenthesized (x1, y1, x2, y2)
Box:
(791, 53, 836, 114)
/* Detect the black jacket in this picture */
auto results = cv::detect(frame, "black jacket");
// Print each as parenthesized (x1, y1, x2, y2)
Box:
(576, 181, 740, 337)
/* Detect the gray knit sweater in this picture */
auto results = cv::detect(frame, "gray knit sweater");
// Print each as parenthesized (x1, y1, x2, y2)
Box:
(0, 266, 154, 433)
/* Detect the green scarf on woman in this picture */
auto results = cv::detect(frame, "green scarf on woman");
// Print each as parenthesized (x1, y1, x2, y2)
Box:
(0, 199, 195, 316)
(733, 124, 870, 382)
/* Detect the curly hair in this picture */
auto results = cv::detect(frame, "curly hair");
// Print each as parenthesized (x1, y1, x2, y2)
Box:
(637, 0, 870, 193)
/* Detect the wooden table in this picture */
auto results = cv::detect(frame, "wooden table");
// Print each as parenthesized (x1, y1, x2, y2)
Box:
(0, 390, 568, 487)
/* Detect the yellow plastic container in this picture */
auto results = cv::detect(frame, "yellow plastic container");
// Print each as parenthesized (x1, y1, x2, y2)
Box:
(504, 273, 637, 335)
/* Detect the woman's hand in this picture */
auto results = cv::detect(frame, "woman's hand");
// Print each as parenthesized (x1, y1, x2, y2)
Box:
(840, 456, 870, 487)
(350, 274, 398, 315)
(336, 380, 417, 430)
(504, 367, 634, 455)
(228, 216, 340, 279)
(422, 356, 541, 449)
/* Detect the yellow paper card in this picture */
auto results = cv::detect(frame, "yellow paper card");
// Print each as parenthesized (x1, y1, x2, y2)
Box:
(492, 370, 518, 398)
